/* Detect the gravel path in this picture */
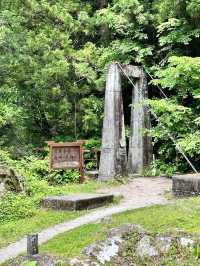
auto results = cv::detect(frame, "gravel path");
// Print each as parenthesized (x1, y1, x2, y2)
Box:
(0, 177, 171, 264)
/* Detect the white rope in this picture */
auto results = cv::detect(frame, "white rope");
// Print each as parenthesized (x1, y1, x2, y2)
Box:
(116, 62, 198, 173)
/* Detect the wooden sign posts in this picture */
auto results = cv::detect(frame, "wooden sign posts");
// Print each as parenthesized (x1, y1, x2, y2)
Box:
(47, 141, 84, 183)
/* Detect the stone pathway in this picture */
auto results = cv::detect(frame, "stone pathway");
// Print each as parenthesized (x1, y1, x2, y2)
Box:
(0, 177, 171, 264)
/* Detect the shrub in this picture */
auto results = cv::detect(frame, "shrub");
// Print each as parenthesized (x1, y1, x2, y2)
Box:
(144, 160, 177, 177)
(0, 192, 35, 224)
(84, 139, 101, 150)
(47, 169, 80, 185)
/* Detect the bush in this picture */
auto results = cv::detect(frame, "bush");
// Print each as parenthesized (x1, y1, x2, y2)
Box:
(0, 192, 35, 224)
(18, 156, 80, 185)
(47, 169, 80, 185)
(144, 160, 177, 177)
(84, 139, 101, 150)
(0, 151, 81, 224)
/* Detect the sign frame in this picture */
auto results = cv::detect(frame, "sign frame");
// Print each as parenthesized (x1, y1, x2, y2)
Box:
(47, 141, 84, 183)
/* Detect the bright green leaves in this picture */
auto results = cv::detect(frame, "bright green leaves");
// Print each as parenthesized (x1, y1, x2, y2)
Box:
(150, 55, 200, 171)
(187, 0, 200, 20)
(148, 99, 191, 139)
(154, 56, 200, 96)
(154, 0, 200, 51)
(80, 96, 103, 136)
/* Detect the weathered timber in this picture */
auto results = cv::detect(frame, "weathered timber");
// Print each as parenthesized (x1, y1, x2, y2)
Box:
(99, 63, 152, 180)
(127, 67, 152, 174)
(98, 63, 127, 180)
(42, 194, 114, 211)
(173, 174, 200, 197)
(27, 234, 39, 257)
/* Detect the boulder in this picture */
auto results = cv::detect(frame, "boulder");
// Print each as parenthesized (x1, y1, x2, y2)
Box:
(0, 167, 24, 193)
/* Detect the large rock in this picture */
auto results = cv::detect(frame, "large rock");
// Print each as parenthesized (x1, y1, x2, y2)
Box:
(0, 167, 24, 194)
(136, 235, 159, 257)
(81, 224, 140, 265)
(172, 174, 200, 197)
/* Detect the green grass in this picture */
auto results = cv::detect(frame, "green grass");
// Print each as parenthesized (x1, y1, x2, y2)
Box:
(41, 223, 104, 257)
(53, 179, 115, 194)
(0, 209, 82, 248)
(0, 180, 116, 249)
(40, 196, 200, 258)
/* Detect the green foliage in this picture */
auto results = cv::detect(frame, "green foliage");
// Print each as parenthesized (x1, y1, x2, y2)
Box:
(80, 96, 103, 136)
(85, 161, 97, 170)
(40, 197, 200, 261)
(0, 192, 35, 224)
(21, 261, 37, 266)
(149, 56, 200, 172)
(0, 152, 78, 223)
(47, 169, 80, 185)
(84, 139, 101, 150)
(144, 160, 177, 177)
(1, 0, 200, 174)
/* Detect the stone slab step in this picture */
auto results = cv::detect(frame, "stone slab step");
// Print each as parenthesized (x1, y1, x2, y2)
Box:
(85, 170, 99, 179)
(172, 174, 200, 197)
(42, 194, 114, 211)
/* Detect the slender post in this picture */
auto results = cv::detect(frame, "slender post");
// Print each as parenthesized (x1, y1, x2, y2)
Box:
(79, 144, 84, 183)
(27, 234, 38, 257)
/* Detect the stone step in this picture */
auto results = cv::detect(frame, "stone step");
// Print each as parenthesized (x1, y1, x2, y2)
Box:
(172, 174, 200, 197)
(42, 194, 114, 211)
(85, 170, 99, 179)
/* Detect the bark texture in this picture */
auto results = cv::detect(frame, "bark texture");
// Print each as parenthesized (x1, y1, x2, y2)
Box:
(98, 63, 127, 181)
(99, 63, 152, 180)
(127, 67, 152, 174)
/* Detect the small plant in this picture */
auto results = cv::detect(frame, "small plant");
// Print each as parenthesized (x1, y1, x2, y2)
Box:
(55, 260, 66, 266)
(144, 159, 177, 177)
(21, 261, 37, 266)
(0, 192, 35, 224)
(47, 169, 80, 185)
(85, 161, 97, 170)
(84, 139, 101, 150)
(193, 243, 200, 258)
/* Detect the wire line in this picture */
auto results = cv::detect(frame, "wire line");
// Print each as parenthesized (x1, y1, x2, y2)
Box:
(116, 62, 198, 173)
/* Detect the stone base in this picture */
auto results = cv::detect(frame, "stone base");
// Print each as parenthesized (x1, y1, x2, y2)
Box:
(172, 174, 200, 197)
(85, 170, 99, 179)
(42, 194, 114, 211)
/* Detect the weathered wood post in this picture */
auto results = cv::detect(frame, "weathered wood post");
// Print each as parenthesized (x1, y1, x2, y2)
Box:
(99, 63, 152, 180)
(27, 234, 38, 257)
(98, 63, 127, 180)
(127, 67, 152, 174)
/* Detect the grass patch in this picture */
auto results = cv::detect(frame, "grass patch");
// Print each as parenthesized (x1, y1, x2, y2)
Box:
(0, 209, 82, 248)
(40, 223, 104, 258)
(0, 180, 116, 248)
(53, 179, 117, 194)
(40, 196, 200, 258)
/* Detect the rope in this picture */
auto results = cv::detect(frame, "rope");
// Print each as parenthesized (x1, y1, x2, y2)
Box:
(144, 68, 168, 98)
(116, 62, 198, 173)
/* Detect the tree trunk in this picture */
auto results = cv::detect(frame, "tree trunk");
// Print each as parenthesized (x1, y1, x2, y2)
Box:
(98, 0, 107, 8)
(98, 0, 109, 41)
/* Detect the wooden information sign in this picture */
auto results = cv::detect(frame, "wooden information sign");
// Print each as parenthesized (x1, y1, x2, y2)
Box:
(47, 141, 84, 183)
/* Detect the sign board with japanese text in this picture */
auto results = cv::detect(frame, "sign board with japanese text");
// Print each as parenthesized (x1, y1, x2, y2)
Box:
(47, 141, 84, 182)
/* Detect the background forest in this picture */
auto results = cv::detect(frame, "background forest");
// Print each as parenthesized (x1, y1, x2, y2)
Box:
(1, 0, 200, 174)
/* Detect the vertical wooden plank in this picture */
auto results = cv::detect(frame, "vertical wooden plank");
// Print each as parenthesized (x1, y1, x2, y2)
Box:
(49, 145, 53, 170)
(79, 144, 84, 183)
(27, 234, 38, 257)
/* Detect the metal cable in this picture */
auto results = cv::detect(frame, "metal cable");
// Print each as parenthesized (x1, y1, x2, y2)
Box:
(116, 62, 198, 173)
